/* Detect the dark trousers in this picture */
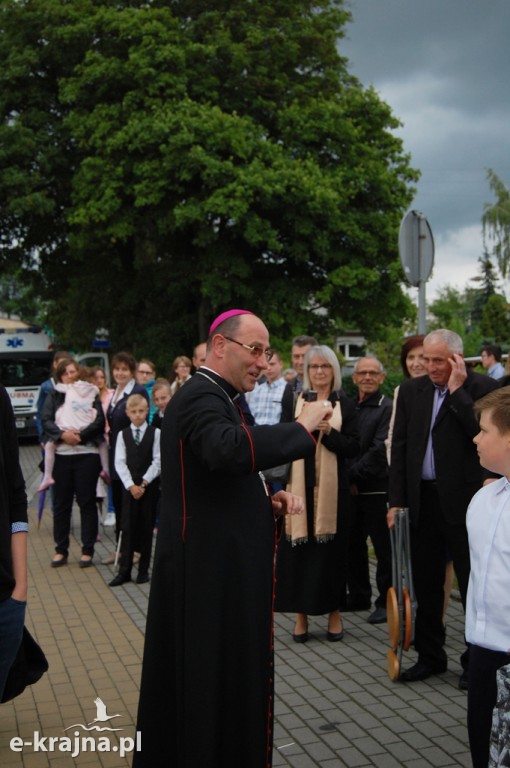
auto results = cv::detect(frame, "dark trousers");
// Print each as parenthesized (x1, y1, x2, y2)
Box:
(111, 476, 124, 542)
(412, 482, 471, 670)
(53, 453, 101, 557)
(0, 596, 26, 700)
(118, 486, 156, 578)
(347, 492, 392, 609)
(468, 644, 510, 768)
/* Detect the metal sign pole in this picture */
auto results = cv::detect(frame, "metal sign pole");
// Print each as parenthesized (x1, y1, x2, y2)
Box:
(418, 215, 427, 334)
(399, 210, 435, 335)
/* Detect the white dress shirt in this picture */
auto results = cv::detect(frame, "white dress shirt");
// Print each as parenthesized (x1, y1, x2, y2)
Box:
(246, 377, 287, 425)
(114, 421, 161, 490)
(466, 476, 510, 653)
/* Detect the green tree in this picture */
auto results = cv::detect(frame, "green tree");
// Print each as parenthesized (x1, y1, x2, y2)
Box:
(479, 293, 510, 342)
(0, 267, 46, 324)
(428, 286, 472, 331)
(469, 251, 500, 325)
(0, 0, 418, 365)
(427, 285, 483, 356)
(483, 169, 510, 278)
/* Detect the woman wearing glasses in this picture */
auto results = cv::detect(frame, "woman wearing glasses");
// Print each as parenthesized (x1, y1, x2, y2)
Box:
(275, 345, 359, 642)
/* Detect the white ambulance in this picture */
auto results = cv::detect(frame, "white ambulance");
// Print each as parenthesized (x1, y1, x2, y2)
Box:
(0, 326, 55, 438)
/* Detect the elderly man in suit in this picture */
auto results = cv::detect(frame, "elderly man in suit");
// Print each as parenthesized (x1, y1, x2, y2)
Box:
(388, 329, 498, 687)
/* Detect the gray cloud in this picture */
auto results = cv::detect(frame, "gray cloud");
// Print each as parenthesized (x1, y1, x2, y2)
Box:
(342, 0, 510, 294)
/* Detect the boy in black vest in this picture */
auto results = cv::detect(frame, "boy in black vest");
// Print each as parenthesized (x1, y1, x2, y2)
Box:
(110, 394, 161, 587)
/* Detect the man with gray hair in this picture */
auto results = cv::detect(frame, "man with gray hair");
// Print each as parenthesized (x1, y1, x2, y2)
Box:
(347, 356, 393, 624)
(388, 329, 498, 687)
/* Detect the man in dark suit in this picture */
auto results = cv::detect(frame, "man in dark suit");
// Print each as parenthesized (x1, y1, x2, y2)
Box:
(388, 329, 498, 687)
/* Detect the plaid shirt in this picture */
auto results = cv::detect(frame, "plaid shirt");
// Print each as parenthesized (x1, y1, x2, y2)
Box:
(247, 377, 287, 425)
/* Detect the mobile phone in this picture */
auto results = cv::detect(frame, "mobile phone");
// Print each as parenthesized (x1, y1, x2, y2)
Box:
(303, 390, 317, 402)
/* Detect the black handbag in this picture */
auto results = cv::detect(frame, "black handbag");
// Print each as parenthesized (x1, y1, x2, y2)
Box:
(1, 627, 49, 703)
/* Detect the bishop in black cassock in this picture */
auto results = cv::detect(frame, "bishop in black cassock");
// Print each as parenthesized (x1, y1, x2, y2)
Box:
(134, 311, 332, 768)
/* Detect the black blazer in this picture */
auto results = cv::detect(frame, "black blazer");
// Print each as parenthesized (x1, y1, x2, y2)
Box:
(388, 371, 498, 526)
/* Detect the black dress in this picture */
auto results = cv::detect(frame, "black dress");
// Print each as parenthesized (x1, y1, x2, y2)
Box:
(275, 391, 359, 615)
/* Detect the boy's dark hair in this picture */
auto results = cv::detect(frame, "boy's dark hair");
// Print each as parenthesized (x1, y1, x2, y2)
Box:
(481, 344, 502, 361)
(292, 335, 318, 348)
(474, 388, 510, 434)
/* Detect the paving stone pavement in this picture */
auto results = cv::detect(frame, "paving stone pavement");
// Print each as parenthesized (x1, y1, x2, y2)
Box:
(1, 443, 472, 767)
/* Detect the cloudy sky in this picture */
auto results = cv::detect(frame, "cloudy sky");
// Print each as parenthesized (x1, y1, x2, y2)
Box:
(341, 0, 510, 302)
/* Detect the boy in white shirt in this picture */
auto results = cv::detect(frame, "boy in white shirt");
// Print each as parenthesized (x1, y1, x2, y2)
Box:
(110, 395, 160, 587)
(467, 388, 510, 768)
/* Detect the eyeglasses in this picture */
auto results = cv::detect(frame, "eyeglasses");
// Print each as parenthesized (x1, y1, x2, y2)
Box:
(223, 336, 274, 362)
(308, 364, 332, 371)
(137, 369, 154, 376)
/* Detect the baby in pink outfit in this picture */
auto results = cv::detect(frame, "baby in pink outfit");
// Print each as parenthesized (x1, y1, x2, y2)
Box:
(38, 379, 110, 492)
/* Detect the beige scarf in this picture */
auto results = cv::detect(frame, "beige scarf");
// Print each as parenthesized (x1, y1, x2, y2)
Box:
(285, 395, 342, 546)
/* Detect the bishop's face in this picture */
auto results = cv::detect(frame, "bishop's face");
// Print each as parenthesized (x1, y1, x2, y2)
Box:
(221, 316, 270, 393)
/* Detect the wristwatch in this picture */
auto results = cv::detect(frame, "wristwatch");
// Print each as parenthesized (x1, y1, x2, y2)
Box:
(140, 480, 148, 490)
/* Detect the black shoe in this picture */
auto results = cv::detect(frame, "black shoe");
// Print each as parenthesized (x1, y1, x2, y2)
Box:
(109, 574, 131, 587)
(367, 607, 387, 624)
(400, 661, 446, 682)
(326, 630, 344, 642)
(459, 669, 469, 690)
(136, 573, 150, 584)
(51, 554, 68, 568)
(79, 557, 93, 568)
(292, 632, 309, 643)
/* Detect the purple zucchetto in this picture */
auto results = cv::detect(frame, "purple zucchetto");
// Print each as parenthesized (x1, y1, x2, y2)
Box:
(208, 309, 255, 336)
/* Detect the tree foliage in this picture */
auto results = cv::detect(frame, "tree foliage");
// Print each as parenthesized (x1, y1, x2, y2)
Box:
(483, 169, 510, 278)
(0, 0, 418, 365)
(479, 293, 510, 342)
(0, 266, 46, 323)
(468, 251, 500, 325)
(427, 280, 510, 356)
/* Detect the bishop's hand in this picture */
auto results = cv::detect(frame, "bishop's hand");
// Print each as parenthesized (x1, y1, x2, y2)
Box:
(272, 490, 304, 517)
(296, 400, 333, 433)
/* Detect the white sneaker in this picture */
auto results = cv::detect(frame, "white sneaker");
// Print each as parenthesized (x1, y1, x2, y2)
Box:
(102, 512, 116, 527)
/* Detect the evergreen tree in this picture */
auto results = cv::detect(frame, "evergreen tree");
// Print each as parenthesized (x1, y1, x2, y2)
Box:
(479, 294, 510, 342)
